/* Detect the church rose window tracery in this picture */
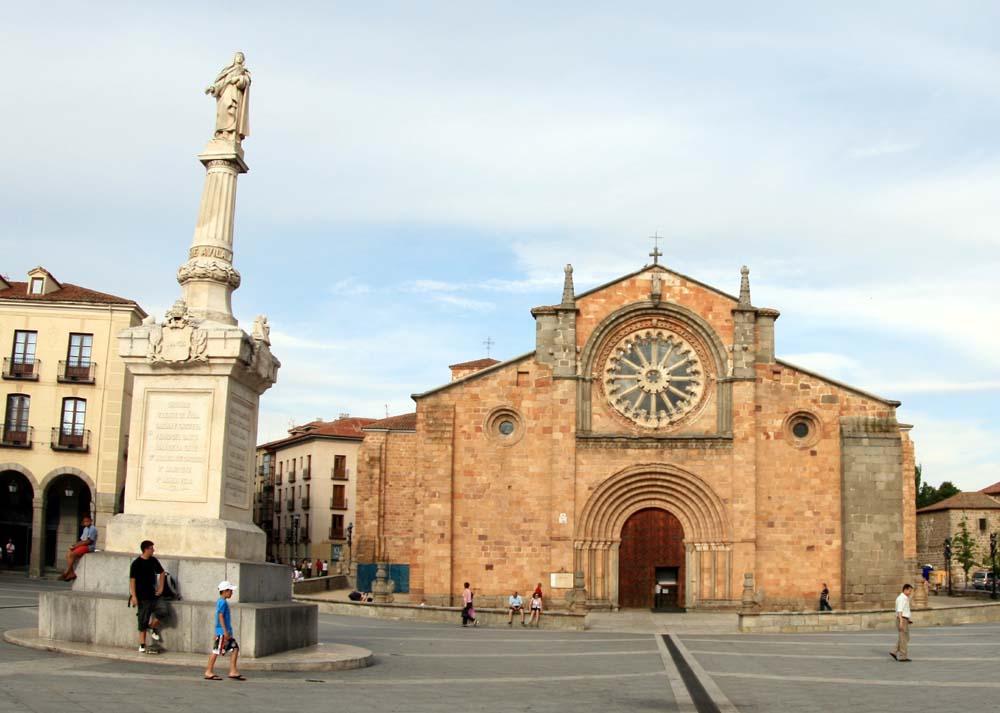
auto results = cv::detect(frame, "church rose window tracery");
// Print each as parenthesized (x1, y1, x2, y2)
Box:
(603, 329, 704, 428)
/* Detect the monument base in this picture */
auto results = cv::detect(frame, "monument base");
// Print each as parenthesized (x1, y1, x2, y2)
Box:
(37, 551, 316, 658)
(104, 513, 265, 562)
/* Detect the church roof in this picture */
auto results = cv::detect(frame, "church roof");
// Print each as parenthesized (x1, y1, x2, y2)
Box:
(575, 264, 741, 305)
(448, 358, 500, 369)
(413, 351, 534, 400)
(363, 412, 417, 431)
(916, 491, 1000, 514)
(776, 359, 902, 407)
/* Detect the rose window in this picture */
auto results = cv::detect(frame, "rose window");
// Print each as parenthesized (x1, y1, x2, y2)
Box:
(603, 330, 703, 428)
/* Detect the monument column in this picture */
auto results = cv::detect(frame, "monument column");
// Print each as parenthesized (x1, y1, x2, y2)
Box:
(28, 497, 43, 578)
(103, 51, 278, 562)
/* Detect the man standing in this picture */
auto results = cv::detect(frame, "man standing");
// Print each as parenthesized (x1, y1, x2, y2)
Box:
(4, 538, 14, 569)
(129, 540, 168, 654)
(508, 590, 526, 626)
(59, 516, 97, 581)
(890, 583, 914, 662)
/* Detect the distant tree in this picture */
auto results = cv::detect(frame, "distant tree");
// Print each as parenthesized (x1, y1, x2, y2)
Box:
(952, 518, 979, 588)
(915, 465, 962, 509)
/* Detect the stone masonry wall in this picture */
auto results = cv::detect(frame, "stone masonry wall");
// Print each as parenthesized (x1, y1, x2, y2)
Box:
(754, 362, 898, 610)
(840, 416, 906, 609)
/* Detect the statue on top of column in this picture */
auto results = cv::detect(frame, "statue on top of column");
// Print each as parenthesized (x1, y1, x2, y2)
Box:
(205, 52, 251, 142)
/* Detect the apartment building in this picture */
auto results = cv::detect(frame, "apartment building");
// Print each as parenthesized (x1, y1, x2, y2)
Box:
(0, 267, 145, 575)
(254, 415, 374, 567)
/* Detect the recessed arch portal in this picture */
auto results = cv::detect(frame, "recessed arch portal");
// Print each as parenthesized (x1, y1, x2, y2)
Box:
(575, 464, 733, 609)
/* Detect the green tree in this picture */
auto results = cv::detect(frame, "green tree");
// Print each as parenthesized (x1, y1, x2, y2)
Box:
(915, 464, 962, 509)
(952, 518, 979, 588)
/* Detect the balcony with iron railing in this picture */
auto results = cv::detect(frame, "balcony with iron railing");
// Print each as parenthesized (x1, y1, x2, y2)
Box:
(288, 469, 296, 483)
(57, 361, 96, 384)
(0, 424, 32, 448)
(3, 358, 40, 380)
(329, 497, 348, 510)
(300, 532, 310, 544)
(50, 427, 91, 452)
(330, 466, 350, 480)
(285, 498, 295, 512)
(301, 497, 311, 510)
(329, 526, 345, 539)
(275, 473, 282, 485)
(301, 467, 311, 481)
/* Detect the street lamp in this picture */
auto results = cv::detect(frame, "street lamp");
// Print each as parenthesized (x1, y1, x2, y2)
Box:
(990, 532, 998, 601)
(292, 513, 300, 562)
(7, 481, 17, 493)
(944, 537, 952, 596)
(346, 522, 353, 546)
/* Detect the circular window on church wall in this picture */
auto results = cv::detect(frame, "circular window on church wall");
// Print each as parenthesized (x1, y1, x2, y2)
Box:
(602, 329, 705, 429)
(484, 406, 525, 445)
(784, 411, 821, 448)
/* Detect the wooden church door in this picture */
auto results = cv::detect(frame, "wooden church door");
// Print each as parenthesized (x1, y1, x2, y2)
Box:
(618, 508, 685, 609)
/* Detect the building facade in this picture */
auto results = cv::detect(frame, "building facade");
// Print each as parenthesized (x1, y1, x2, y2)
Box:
(355, 261, 917, 611)
(0, 267, 145, 575)
(916, 487, 1000, 589)
(254, 416, 374, 567)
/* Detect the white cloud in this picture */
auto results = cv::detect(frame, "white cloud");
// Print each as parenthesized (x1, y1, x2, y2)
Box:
(909, 413, 1000, 492)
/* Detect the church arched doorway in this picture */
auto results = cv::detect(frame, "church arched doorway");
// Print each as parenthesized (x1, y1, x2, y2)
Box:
(618, 507, 685, 609)
(0, 470, 34, 569)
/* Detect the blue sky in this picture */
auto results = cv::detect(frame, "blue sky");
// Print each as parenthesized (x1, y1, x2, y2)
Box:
(3, 2, 998, 490)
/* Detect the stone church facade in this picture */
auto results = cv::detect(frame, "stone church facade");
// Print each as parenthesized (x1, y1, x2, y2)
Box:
(355, 262, 916, 611)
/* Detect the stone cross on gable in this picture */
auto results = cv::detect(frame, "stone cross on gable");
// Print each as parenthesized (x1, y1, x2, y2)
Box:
(649, 233, 663, 266)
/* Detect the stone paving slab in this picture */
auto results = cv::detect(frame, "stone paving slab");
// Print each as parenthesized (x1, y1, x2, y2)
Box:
(4, 628, 373, 672)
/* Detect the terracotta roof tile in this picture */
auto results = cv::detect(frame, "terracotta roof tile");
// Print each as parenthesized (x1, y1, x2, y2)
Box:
(917, 491, 1000, 513)
(979, 480, 1000, 496)
(363, 412, 417, 431)
(448, 358, 500, 369)
(259, 417, 377, 449)
(0, 280, 140, 306)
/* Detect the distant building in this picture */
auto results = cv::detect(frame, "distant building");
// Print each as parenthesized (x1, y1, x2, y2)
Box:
(254, 415, 375, 566)
(917, 485, 1000, 588)
(0, 267, 146, 575)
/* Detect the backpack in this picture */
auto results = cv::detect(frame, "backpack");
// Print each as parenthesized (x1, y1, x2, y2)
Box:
(160, 571, 181, 600)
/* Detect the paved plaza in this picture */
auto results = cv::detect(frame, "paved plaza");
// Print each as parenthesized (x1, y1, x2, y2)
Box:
(2, 575, 998, 713)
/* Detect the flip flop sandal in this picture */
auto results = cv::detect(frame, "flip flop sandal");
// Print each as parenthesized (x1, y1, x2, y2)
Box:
(227, 675, 247, 681)
(204, 675, 222, 681)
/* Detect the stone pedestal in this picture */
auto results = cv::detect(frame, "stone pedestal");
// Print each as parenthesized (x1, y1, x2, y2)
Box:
(39, 553, 315, 657)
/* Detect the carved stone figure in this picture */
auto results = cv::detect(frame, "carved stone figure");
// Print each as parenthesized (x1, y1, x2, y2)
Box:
(252, 315, 271, 346)
(205, 52, 251, 142)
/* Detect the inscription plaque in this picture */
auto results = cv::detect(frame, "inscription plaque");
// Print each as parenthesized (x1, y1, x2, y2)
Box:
(223, 392, 255, 508)
(550, 572, 574, 589)
(138, 390, 212, 502)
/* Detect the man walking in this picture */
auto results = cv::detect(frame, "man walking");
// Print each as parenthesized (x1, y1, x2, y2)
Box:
(129, 540, 168, 653)
(4, 538, 14, 569)
(890, 583, 914, 662)
(819, 582, 833, 611)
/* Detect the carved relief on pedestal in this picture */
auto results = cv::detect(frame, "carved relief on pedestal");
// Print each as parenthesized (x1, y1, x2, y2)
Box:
(147, 300, 209, 364)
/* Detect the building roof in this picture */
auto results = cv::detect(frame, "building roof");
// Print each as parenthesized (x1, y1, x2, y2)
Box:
(258, 416, 377, 450)
(979, 480, 1000, 496)
(363, 412, 417, 432)
(0, 279, 140, 307)
(916, 491, 1000, 514)
(448, 358, 500, 369)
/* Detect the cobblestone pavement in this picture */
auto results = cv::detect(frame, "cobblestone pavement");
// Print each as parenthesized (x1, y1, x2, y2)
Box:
(0, 576, 675, 713)
(680, 623, 1000, 713)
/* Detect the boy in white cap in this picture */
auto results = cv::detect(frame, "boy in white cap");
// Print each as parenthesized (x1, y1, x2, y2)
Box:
(203, 581, 243, 680)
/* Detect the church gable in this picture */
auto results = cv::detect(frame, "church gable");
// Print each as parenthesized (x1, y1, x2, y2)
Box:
(575, 266, 739, 353)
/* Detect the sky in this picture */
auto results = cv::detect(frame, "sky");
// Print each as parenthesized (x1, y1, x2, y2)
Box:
(3, 2, 998, 491)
